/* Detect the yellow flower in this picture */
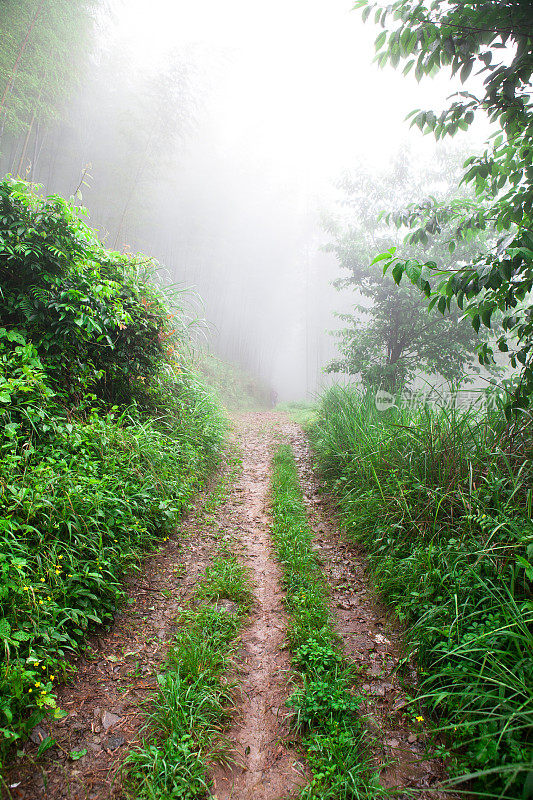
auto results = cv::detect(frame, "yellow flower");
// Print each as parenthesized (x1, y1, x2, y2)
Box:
(34, 682, 40, 688)
(58, 555, 64, 559)
(40, 578, 45, 582)
(415, 715, 424, 722)
(41, 665, 46, 670)
(28, 688, 32, 693)
(23, 586, 29, 591)
(50, 675, 55, 681)
(39, 599, 43, 605)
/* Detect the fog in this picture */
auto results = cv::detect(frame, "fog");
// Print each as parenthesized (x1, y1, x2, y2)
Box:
(1, 0, 491, 400)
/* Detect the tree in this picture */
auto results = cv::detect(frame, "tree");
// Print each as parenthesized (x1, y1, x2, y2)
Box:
(355, 0, 533, 409)
(0, 0, 96, 177)
(324, 150, 486, 391)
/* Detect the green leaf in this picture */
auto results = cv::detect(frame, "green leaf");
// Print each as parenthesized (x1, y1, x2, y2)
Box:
(69, 748, 88, 760)
(375, 31, 387, 50)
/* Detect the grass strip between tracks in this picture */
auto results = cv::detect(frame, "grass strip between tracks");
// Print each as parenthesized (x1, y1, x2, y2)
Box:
(271, 442, 386, 800)
(124, 454, 252, 800)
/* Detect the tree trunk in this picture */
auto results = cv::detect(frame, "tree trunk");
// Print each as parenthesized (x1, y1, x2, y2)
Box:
(16, 111, 36, 176)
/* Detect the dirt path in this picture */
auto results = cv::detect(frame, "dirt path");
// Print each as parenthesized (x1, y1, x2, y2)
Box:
(4, 412, 452, 800)
(211, 413, 306, 800)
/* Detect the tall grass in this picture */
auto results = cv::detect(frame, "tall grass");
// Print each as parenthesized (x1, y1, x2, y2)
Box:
(312, 387, 533, 799)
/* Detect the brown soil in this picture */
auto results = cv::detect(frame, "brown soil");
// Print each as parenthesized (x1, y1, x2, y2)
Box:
(211, 413, 306, 800)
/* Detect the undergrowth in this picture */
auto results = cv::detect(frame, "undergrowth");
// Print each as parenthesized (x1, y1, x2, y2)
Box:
(0, 178, 226, 767)
(271, 442, 385, 799)
(312, 386, 533, 799)
(125, 486, 252, 800)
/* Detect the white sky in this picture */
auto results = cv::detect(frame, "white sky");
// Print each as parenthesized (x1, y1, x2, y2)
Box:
(110, 0, 488, 197)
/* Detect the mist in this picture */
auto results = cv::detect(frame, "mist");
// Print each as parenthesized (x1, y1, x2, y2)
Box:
(0, 0, 492, 400)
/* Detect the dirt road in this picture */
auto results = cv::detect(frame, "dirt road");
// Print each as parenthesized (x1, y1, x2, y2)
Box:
(4, 413, 448, 800)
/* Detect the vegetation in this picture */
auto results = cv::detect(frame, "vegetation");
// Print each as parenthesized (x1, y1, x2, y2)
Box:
(271, 443, 384, 799)
(0, 0, 95, 143)
(324, 152, 487, 391)
(275, 400, 318, 428)
(0, 178, 225, 763)
(312, 386, 533, 798)
(197, 352, 272, 410)
(355, 0, 533, 409)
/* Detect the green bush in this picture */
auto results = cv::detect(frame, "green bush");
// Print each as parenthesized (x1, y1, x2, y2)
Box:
(312, 386, 533, 798)
(0, 179, 225, 760)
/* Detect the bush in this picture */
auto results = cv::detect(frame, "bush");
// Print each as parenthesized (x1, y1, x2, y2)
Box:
(0, 179, 225, 759)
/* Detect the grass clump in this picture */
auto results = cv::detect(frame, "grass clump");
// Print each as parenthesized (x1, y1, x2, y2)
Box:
(312, 385, 533, 799)
(125, 543, 251, 799)
(0, 179, 226, 763)
(271, 443, 385, 799)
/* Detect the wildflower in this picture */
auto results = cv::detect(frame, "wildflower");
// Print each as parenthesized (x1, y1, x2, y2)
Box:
(58, 555, 63, 559)
(40, 578, 45, 582)
(28, 688, 32, 693)
(415, 715, 424, 722)
(41, 664, 46, 670)
(23, 586, 29, 591)
(39, 599, 43, 605)
(34, 682, 40, 688)
(50, 675, 55, 681)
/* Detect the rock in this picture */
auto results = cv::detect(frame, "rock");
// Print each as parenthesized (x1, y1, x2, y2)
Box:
(29, 725, 48, 745)
(214, 600, 239, 615)
(102, 711, 122, 730)
(386, 738, 400, 748)
(105, 733, 126, 751)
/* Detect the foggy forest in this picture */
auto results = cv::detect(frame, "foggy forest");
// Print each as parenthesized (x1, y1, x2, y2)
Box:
(0, 2, 531, 799)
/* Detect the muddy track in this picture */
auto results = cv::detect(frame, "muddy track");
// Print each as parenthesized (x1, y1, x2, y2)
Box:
(211, 413, 306, 800)
(4, 412, 453, 800)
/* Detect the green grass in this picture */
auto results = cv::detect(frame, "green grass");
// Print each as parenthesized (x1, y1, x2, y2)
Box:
(125, 532, 252, 800)
(311, 386, 533, 799)
(276, 400, 318, 428)
(270, 443, 385, 799)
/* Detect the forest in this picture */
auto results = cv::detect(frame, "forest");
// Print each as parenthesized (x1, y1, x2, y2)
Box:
(0, 1, 531, 799)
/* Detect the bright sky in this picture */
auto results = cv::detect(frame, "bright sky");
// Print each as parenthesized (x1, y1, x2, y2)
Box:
(110, 0, 487, 196)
